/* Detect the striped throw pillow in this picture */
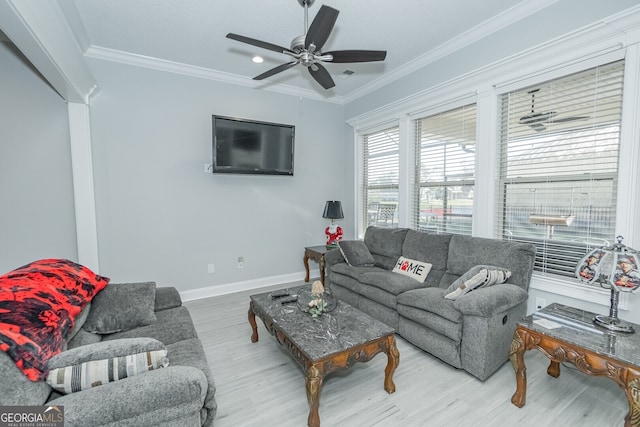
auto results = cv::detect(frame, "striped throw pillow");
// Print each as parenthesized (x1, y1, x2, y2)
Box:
(46, 349, 169, 394)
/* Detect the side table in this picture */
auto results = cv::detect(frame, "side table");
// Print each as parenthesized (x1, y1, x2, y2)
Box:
(509, 303, 640, 427)
(304, 245, 330, 284)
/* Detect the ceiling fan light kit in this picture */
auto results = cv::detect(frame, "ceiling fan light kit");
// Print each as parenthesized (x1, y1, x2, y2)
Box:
(226, 0, 386, 90)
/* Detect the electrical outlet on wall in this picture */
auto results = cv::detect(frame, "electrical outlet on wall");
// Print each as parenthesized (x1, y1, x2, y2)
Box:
(207, 264, 215, 274)
(237, 256, 244, 269)
(535, 297, 546, 310)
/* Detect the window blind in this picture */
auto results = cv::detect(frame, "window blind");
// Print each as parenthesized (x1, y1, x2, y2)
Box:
(414, 104, 476, 235)
(497, 60, 624, 279)
(361, 126, 400, 235)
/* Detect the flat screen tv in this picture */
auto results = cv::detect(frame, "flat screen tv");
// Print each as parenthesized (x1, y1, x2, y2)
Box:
(212, 115, 295, 175)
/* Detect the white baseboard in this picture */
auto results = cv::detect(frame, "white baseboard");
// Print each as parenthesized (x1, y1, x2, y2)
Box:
(179, 271, 315, 302)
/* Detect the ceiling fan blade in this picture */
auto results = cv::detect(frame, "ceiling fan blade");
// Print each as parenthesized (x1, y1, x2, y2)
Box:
(308, 63, 335, 89)
(226, 33, 294, 55)
(551, 116, 590, 123)
(253, 61, 299, 81)
(519, 111, 557, 124)
(323, 50, 387, 63)
(305, 5, 339, 52)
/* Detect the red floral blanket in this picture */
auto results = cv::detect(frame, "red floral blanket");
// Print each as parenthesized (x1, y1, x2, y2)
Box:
(0, 259, 110, 380)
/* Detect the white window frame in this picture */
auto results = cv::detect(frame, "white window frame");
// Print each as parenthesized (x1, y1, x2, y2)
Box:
(349, 32, 640, 310)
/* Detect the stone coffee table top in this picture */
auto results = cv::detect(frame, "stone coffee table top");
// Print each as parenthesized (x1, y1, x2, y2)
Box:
(248, 284, 399, 427)
(249, 285, 395, 361)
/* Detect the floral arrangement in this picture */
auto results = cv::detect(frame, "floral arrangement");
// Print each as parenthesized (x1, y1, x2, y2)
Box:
(308, 280, 326, 317)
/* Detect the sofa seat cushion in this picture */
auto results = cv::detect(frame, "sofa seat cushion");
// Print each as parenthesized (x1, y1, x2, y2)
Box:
(397, 288, 463, 324)
(330, 263, 383, 282)
(360, 270, 427, 296)
(397, 288, 463, 342)
(101, 306, 198, 345)
(330, 271, 397, 309)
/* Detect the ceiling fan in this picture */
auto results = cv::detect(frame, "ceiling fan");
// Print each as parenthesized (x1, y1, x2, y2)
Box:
(226, 0, 386, 90)
(519, 89, 590, 132)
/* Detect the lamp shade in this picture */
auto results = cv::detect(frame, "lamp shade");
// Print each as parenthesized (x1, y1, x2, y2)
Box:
(322, 201, 344, 220)
(576, 236, 640, 291)
(575, 235, 640, 333)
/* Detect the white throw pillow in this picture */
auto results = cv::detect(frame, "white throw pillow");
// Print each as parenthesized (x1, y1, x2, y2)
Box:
(392, 256, 432, 282)
(445, 267, 512, 300)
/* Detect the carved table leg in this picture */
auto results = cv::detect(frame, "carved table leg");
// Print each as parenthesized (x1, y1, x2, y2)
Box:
(547, 360, 561, 378)
(304, 251, 311, 282)
(384, 335, 400, 394)
(624, 372, 640, 427)
(306, 364, 324, 427)
(248, 303, 258, 343)
(509, 328, 527, 408)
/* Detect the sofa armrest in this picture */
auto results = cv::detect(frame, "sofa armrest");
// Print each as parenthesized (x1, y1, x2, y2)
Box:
(324, 248, 345, 267)
(155, 286, 182, 311)
(453, 284, 528, 317)
(48, 366, 207, 426)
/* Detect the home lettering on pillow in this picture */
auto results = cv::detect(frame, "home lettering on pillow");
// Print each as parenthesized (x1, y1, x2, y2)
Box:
(392, 256, 432, 282)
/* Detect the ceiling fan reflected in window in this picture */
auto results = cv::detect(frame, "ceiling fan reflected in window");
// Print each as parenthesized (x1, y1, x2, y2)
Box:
(226, 0, 386, 90)
(519, 89, 590, 132)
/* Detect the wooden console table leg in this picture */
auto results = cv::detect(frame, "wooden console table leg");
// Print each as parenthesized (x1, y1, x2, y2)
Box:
(623, 371, 640, 427)
(547, 360, 561, 378)
(248, 303, 258, 343)
(306, 364, 324, 427)
(384, 335, 400, 394)
(304, 251, 311, 282)
(509, 328, 528, 408)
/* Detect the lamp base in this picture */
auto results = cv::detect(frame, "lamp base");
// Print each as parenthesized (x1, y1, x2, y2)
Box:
(593, 315, 635, 333)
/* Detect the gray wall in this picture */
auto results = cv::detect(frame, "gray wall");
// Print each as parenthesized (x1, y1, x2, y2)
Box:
(0, 41, 78, 273)
(86, 58, 350, 290)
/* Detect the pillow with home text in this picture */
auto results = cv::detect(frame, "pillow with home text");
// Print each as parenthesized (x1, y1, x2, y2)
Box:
(392, 256, 432, 283)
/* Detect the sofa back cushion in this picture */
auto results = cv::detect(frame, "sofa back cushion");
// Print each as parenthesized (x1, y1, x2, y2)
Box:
(364, 227, 409, 270)
(402, 230, 452, 271)
(444, 235, 536, 290)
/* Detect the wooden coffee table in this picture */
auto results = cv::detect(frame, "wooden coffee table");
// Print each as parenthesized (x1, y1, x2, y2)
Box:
(248, 285, 399, 427)
(509, 303, 640, 427)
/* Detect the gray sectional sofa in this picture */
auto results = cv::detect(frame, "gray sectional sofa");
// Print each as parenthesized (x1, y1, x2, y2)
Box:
(0, 281, 216, 427)
(325, 226, 536, 381)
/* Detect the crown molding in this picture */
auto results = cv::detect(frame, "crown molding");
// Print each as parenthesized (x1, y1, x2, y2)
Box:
(343, 0, 561, 104)
(85, 45, 345, 105)
(77, 0, 560, 106)
(346, 5, 640, 128)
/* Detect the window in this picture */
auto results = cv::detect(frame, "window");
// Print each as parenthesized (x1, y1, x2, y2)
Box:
(361, 126, 400, 234)
(414, 104, 476, 235)
(497, 60, 624, 280)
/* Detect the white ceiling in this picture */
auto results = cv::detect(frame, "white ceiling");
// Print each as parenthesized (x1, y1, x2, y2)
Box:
(62, 0, 555, 100)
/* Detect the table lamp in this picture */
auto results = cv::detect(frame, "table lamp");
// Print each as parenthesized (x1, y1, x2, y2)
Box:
(575, 235, 640, 333)
(323, 201, 343, 248)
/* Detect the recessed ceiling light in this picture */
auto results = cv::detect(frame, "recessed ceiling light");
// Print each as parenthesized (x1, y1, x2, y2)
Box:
(252, 56, 264, 64)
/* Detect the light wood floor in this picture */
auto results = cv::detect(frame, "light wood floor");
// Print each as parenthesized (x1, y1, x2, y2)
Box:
(185, 281, 628, 427)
